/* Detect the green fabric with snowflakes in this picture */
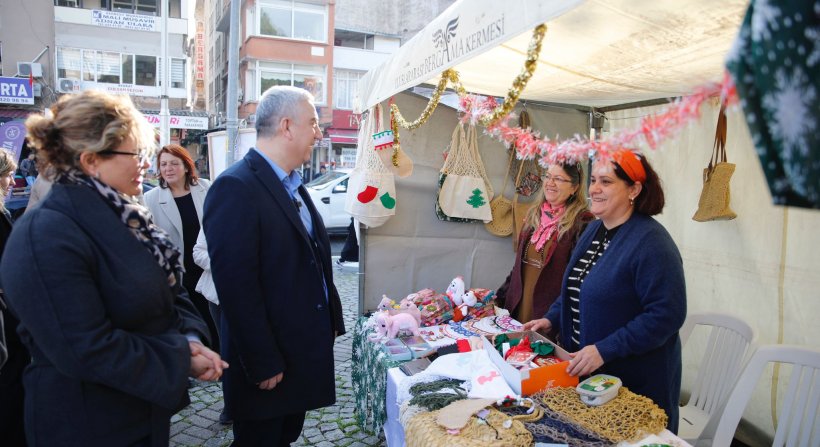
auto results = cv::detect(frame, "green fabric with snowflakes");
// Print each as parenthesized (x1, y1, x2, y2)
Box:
(726, 0, 820, 209)
(351, 317, 403, 434)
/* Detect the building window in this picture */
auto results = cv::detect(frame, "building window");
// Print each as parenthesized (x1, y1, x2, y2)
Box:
(58, 47, 166, 87)
(258, 1, 327, 43)
(258, 62, 326, 104)
(56, 0, 181, 17)
(333, 69, 364, 110)
(158, 58, 187, 89)
(135, 55, 157, 86)
(57, 48, 82, 79)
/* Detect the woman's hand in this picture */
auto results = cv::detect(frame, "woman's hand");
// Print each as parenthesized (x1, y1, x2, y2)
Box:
(189, 341, 228, 381)
(567, 344, 604, 377)
(523, 318, 552, 333)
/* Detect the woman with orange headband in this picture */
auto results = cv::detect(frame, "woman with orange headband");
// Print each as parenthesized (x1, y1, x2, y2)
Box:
(525, 151, 686, 433)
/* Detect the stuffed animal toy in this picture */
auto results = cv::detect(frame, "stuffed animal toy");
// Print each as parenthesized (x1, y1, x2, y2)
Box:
(462, 290, 477, 307)
(390, 299, 422, 325)
(377, 295, 400, 311)
(374, 311, 420, 341)
(445, 276, 466, 306)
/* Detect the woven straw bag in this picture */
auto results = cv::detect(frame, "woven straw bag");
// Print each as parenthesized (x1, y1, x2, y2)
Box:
(484, 149, 516, 237)
(693, 104, 737, 222)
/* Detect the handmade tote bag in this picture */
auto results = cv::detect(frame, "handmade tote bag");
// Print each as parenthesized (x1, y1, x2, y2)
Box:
(344, 104, 397, 228)
(693, 103, 737, 222)
(436, 123, 494, 222)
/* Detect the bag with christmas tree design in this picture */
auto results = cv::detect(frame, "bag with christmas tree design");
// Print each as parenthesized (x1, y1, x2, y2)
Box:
(344, 104, 397, 228)
(436, 123, 494, 222)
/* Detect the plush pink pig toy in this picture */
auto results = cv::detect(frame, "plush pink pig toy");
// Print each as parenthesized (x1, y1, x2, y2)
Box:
(375, 311, 420, 340)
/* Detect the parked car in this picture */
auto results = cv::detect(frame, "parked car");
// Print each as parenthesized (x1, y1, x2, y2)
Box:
(306, 169, 352, 234)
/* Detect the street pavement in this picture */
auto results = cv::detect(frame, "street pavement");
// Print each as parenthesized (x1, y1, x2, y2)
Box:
(170, 238, 385, 446)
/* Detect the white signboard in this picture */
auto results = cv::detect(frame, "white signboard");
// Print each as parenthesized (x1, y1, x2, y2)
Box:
(91, 10, 159, 32)
(207, 128, 257, 179)
(144, 114, 209, 130)
(340, 148, 357, 168)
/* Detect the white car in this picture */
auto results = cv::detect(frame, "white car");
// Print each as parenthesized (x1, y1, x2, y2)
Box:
(306, 169, 352, 234)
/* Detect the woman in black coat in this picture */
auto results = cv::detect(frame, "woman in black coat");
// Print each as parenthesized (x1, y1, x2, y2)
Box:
(0, 91, 227, 446)
(0, 148, 28, 446)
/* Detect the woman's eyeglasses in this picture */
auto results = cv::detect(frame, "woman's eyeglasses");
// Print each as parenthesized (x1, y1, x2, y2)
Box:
(541, 173, 572, 185)
(99, 150, 151, 163)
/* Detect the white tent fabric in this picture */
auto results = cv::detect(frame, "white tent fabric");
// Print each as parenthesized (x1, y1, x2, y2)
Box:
(356, 0, 749, 111)
(356, 0, 817, 443)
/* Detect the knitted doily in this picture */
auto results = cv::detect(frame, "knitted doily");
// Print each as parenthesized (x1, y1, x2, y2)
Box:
(404, 407, 532, 447)
(533, 386, 668, 443)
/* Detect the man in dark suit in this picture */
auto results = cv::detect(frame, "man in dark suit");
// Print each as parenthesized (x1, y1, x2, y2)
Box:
(203, 86, 345, 446)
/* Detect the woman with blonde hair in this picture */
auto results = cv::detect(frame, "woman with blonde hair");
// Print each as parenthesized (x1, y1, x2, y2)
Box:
(0, 149, 28, 446)
(496, 161, 593, 323)
(0, 90, 226, 446)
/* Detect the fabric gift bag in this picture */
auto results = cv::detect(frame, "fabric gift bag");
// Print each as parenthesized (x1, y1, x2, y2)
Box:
(344, 104, 397, 228)
(693, 104, 737, 222)
(437, 123, 494, 222)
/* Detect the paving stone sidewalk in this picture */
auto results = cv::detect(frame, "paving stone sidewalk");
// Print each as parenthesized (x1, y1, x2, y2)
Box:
(170, 265, 386, 446)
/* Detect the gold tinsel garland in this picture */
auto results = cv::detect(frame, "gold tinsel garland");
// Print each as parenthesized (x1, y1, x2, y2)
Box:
(387, 23, 547, 145)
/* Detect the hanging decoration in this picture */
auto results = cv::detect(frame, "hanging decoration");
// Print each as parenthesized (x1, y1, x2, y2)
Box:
(388, 22, 548, 146)
(461, 72, 739, 165)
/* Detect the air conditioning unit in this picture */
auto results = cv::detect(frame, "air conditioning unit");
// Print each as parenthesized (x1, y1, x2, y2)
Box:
(58, 78, 81, 93)
(17, 62, 43, 78)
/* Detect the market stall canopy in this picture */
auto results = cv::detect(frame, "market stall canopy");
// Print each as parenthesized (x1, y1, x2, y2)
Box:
(355, 0, 749, 112)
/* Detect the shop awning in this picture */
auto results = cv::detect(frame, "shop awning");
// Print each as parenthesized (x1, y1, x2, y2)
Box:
(355, 0, 747, 111)
(140, 109, 210, 130)
(0, 108, 33, 124)
(328, 129, 358, 145)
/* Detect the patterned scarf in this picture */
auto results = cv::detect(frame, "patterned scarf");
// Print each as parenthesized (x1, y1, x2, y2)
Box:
(530, 201, 565, 252)
(59, 169, 183, 286)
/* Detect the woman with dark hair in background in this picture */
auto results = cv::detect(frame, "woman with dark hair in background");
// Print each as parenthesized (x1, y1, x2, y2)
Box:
(145, 144, 218, 352)
(0, 149, 27, 446)
(0, 90, 225, 446)
(496, 162, 593, 323)
(525, 151, 686, 432)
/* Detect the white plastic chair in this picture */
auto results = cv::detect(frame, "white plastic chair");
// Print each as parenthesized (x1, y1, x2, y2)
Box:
(678, 312, 756, 445)
(712, 344, 820, 447)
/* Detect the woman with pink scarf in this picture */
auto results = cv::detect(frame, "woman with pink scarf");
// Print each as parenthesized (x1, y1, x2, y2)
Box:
(496, 162, 592, 323)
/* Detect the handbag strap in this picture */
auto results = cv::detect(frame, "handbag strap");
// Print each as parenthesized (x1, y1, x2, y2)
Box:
(710, 103, 728, 168)
(511, 158, 527, 206)
(498, 149, 516, 198)
(465, 123, 494, 196)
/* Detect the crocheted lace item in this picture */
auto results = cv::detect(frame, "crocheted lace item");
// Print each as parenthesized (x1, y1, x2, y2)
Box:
(404, 407, 532, 447)
(522, 404, 611, 447)
(533, 386, 668, 443)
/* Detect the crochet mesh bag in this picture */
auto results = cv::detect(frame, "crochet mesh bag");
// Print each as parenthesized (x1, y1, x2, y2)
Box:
(533, 386, 668, 443)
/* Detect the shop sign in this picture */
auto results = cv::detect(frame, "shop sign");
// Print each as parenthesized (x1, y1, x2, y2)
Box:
(91, 10, 158, 32)
(393, 13, 506, 89)
(340, 148, 357, 168)
(144, 114, 209, 130)
(195, 21, 206, 82)
(0, 77, 34, 105)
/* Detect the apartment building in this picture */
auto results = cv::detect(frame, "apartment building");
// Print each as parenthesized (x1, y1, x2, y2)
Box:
(203, 0, 454, 172)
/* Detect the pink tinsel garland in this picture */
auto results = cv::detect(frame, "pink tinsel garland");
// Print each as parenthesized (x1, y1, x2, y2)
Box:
(459, 72, 738, 164)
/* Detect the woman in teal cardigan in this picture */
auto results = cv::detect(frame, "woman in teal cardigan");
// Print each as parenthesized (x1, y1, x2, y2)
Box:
(525, 151, 686, 432)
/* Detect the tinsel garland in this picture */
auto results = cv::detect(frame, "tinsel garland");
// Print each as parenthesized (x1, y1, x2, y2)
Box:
(388, 23, 547, 143)
(462, 72, 739, 165)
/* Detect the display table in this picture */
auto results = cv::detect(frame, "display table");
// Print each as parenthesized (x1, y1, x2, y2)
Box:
(384, 367, 694, 447)
(353, 314, 523, 433)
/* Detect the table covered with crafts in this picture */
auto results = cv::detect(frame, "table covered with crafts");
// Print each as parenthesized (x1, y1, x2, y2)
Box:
(352, 309, 525, 434)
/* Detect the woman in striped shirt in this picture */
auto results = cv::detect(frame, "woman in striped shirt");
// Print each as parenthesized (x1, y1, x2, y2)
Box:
(524, 151, 686, 432)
